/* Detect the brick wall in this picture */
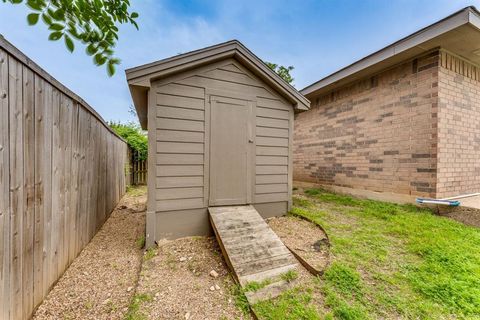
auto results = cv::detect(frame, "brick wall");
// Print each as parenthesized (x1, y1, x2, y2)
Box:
(437, 51, 480, 198)
(294, 52, 440, 197)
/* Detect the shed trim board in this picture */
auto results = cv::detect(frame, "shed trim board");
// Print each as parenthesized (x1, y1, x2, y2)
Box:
(301, 6, 480, 98)
(127, 42, 309, 244)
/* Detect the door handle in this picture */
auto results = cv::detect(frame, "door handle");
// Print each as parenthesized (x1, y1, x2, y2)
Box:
(248, 139, 254, 143)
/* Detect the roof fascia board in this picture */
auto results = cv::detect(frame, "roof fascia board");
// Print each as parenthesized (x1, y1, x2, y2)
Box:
(301, 8, 472, 96)
(468, 9, 480, 30)
(127, 50, 236, 86)
(126, 42, 238, 81)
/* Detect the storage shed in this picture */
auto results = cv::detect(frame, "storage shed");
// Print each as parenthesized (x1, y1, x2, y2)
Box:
(126, 40, 309, 246)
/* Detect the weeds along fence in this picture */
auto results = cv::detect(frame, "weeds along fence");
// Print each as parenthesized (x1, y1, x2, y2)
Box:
(0, 36, 128, 320)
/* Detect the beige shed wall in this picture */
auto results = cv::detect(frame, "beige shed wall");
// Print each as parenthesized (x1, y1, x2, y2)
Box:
(147, 58, 294, 242)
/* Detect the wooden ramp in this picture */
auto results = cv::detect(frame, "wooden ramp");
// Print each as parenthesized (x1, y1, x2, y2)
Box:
(209, 205, 300, 303)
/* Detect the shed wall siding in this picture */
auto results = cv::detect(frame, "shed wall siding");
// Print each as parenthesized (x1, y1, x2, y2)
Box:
(153, 83, 206, 212)
(255, 96, 290, 204)
(294, 52, 440, 198)
(437, 51, 480, 198)
(151, 59, 292, 238)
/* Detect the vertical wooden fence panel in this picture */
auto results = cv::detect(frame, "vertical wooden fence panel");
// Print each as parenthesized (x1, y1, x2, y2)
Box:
(40, 78, 53, 301)
(0, 36, 128, 319)
(33, 75, 47, 306)
(8, 55, 24, 320)
(129, 148, 148, 186)
(22, 66, 35, 320)
(0, 48, 10, 320)
(69, 102, 79, 265)
(51, 88, 61, 286)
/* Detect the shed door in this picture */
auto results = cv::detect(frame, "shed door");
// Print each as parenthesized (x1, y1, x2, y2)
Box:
(209, 96, 252, 206)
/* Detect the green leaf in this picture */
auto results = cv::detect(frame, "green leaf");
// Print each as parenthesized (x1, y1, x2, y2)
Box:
(41, 13, 52, 25)
(107, 60, 115, 77)
(11, 0, 139, 74)
(64, 35, 74, 52)
(94, 53, 106, 66)
(26, 0, 42, 11)
(48, 31, 63, 41)
(51, 8, 65, 21)
(48, 23, 64, 31)
(86, 44, 97, 56)
(27, 13, 39, 25)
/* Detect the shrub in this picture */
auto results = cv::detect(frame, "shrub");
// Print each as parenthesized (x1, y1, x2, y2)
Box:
(109, 121, 148, 160)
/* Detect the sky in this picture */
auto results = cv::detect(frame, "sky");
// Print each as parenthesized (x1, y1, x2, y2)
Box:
(0, 0, 479, 123)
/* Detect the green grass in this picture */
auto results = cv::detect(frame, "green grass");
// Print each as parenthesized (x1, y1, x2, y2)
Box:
(124, 293, 152, 320)
(230, 279, 275, 316)
(289, 188, 480, 319)
(231, 279, 320, 319)
(143, 247, 156, 261)
(281, 270, 299, 283)
(231, 284, 251, 315)
(253, 287, 321, 320)
(136, 235, 145, 249)
(126, 185, 147, 197)
(244, 278, 273, 292)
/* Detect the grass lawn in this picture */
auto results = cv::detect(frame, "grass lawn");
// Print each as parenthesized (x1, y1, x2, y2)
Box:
(250, 188, 480, 320)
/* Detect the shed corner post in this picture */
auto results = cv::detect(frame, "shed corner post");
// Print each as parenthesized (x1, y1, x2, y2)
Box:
(288, 105, 294, 212)
(146, 86, 156, 248)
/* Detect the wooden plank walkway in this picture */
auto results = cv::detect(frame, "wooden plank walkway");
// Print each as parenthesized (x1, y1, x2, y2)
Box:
(209, 205, 299, 303)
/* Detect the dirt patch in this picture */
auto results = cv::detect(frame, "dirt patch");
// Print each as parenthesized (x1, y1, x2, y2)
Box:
(268, 216, 330, 274)
(135, 237, 251, 320)
(32, 190, 146, 320)
(437, 205, 480, 228)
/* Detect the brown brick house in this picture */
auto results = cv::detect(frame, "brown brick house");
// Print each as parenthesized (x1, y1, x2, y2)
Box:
(294, 6, 480, 201)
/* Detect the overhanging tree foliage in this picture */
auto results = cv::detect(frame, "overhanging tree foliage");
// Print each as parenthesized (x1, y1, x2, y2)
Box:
(109, 121, 147, 160)
(265, 62, 295, 85)
(2, 0, 139, 76)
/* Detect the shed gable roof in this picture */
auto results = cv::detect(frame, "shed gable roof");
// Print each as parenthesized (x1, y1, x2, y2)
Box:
(126, 40, 310, 129)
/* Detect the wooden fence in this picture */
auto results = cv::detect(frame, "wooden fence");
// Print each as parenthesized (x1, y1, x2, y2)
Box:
(0, 36, 128, 320)
(128, 148, 147, 185)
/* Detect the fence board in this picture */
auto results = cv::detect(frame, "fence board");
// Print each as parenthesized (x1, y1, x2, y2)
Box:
(41, 79, 53, 300)
(33, 76, 47, 305)
(22, 66, 35, 320)
(0, 48, 10, 320)
(61, 95, 73, 272)
(0, 37, 128, 319)
(9, 56, 24, 320)
(51, 88, 61, 285)
(69, 102, 79, 264)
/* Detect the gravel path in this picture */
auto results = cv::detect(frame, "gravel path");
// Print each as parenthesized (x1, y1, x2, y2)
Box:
(33, 189, 146, 320)
(135, 237, 251, 320)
